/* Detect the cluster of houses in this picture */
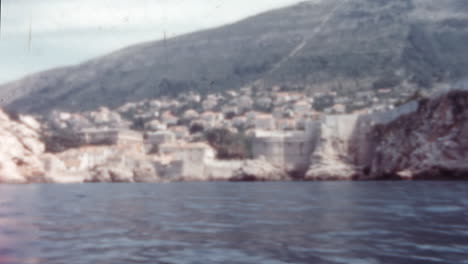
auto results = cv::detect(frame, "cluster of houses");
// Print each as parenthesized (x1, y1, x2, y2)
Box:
(113, 83, 421, 137)
(116, 88, 320, 138)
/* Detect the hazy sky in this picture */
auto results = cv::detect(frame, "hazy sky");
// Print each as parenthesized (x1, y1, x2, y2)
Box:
(0, 0, 304, 84)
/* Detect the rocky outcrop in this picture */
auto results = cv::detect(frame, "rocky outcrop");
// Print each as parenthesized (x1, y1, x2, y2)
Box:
(203, 158, 289, 181)
(230, 159, 290, 181)
(132, 160, 160, 182)
(87, 159, 159, 183)
(42, 144, 158, 183)
(368, 90, 468, 179)
(303, 99, 424, 180)
(303, 87, 468, 181)
(0, 111, 46, 183)
(88, 164, 134, 183)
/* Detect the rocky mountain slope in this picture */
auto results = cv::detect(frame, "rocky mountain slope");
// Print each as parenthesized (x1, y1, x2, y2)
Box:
(368, 88, 468, 179)
(1, 0, 468, 114)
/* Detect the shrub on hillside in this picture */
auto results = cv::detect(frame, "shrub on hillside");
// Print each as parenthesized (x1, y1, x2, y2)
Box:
(203, 128, 253, 160)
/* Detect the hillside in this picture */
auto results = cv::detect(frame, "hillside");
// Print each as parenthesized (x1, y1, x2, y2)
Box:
(1, 0, 468, 113)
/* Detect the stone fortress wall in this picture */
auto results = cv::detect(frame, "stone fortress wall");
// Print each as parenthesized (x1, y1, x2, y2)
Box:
(251, 100, 421, 178)
(252, 129, 317, 173)
(69, 99, 424, 181)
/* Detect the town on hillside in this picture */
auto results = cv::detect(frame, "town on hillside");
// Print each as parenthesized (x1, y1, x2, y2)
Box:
(31, 82, 428, 181)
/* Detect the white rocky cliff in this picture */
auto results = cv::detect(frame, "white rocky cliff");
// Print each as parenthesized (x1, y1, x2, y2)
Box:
(0, 111, 46, 183)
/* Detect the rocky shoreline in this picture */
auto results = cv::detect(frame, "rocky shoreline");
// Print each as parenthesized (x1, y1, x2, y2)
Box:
(1, 88, 468, 184)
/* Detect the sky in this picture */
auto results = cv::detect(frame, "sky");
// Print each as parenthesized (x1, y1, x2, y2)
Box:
(0, 0, 304, 85)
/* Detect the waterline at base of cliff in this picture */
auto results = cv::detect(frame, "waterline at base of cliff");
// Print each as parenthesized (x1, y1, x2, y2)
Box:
(1, 88, 468, 183)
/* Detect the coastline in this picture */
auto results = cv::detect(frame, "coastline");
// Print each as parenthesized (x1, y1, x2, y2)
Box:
(1, 89, 468, 184)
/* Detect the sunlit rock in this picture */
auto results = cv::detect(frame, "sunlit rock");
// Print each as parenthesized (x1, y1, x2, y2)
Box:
(133, 160, 160, 182)
(231, 159, 289, 181)
(0, 110, 46, 183)
(369, 90, 468, 179)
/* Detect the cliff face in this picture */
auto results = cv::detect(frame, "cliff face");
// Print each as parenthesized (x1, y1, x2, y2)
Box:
(303, 100, 421, 180)
(368, 90, 468, 179)
(0, 111, 46, 183)
(303, 88, 468, 180)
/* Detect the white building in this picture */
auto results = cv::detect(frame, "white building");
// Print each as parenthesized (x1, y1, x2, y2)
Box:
(276, 119, 297, 131)
(294, 100, 312, 114)
(238, 96, 254, 110)
(169, 126, 190, 139)
(149, 100, 162, 109)
(253, 114, 276, 130)
(332, 104, 347, 114)
(202, 97, 218, 110)
(222, 105, 239, 115)
(183, 109, 200, 120)
(145, 131, 176, 153)
(161, 112, 179, 126)
(201, 111, 223, 128)
(156, 142, 216, 179)
(232, 116, 247, 128)
(184, 93, 201, 103)
(144, 120, 167, 131)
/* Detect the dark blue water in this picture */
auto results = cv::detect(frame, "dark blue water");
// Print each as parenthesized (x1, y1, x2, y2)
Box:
(0, 182, 467, 264)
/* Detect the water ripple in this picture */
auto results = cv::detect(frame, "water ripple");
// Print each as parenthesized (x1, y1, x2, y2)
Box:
(0, 182, 466, 264)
